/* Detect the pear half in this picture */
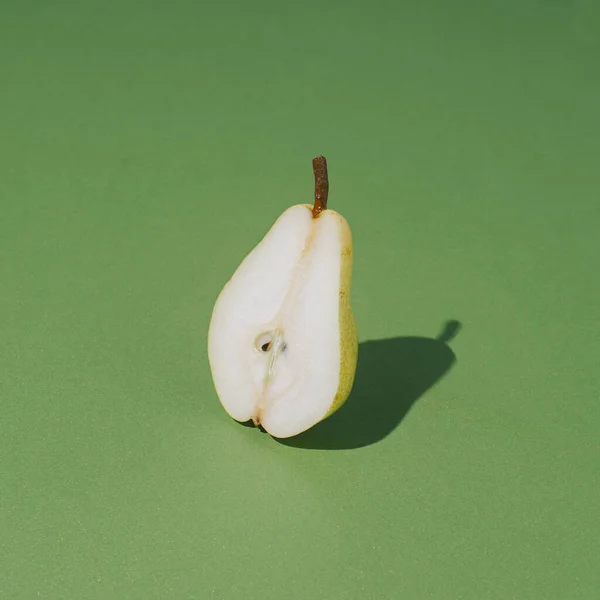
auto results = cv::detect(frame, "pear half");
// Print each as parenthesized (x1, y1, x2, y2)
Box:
(207, 156, 358, 438)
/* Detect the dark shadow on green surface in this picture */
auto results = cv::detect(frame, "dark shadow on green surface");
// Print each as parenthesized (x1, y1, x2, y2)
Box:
(277, 320, 461, 450)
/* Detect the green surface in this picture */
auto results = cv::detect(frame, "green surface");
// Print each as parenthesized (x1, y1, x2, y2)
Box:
(1, 1, 599, 598)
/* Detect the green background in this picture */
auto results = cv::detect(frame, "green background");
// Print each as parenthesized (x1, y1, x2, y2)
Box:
(2, 0, 599, 598)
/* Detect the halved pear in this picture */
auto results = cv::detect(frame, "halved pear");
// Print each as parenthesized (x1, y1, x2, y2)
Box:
(207, 156, 358, 438)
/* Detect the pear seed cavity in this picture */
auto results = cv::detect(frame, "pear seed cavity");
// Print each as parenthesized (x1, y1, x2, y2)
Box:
(256, 333, 274, 353)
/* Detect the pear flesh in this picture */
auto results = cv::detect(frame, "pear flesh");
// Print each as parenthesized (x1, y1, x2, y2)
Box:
(208, 172, 358, 439)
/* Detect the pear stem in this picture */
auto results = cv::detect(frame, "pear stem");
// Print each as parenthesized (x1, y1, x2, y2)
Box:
(312, 155, 329, 217)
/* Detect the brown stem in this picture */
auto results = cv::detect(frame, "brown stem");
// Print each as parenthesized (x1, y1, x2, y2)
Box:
(311, 155, 329, 217)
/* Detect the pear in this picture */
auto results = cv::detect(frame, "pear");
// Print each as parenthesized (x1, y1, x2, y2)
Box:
(207, 156, 358, 438)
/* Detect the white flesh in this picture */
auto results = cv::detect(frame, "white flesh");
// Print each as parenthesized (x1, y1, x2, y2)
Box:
(207, 204, 344, 438)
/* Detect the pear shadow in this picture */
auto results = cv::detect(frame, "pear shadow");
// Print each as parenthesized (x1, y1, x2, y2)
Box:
(275, 320, 461, 450)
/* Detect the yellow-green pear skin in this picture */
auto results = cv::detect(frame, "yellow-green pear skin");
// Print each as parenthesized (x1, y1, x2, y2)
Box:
(207, 156, 358, 438)
(324, 213, 358, 419)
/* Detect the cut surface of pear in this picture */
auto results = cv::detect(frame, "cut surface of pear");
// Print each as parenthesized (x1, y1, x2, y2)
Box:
(207, 156, 358, 438)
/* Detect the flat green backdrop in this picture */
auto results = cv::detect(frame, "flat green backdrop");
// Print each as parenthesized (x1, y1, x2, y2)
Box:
(1, 1, 599, 598)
